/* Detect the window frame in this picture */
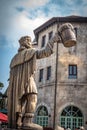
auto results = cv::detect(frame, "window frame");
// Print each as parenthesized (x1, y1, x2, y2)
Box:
(47, 66, 51, 80)
(36, 106, 49, 127)
(48, 31, 53, 40)
(39, 68, 44, 82)
(68, 64, 77, 79)
(41, 35, 46, 47)
(60, 106, 84, 130)
(74, 27, 78, 38)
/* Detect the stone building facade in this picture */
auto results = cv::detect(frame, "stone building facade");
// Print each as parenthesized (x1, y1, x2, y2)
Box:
(33, 16, 87, 130)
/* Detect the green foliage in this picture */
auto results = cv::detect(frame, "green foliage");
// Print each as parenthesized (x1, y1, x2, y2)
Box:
(0, 98, 5, 109)
(0, 82, 4, 88)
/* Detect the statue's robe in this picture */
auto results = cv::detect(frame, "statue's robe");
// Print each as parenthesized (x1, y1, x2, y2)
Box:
(8, 43, 54, 128)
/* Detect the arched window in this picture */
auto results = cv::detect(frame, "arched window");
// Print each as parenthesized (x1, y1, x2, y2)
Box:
(60, 106, 84, 130)
(36, 106, 49, 127)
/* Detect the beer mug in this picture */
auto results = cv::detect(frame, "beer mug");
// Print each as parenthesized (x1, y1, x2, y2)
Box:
(58, 23, 77, 47)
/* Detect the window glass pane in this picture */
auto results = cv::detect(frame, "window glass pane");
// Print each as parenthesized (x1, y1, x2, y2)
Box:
(49, 31, 53, 40)
(69, 65, 73, 75)
(68, 65, 77, 79)
(74, 27, 77, 38)
(47, 66, 51, 80)
(73, 66, 77, 75)
(41, 35, 46, 47)
(36, 106, 48, 127)
(39, 69, 43, 82)
(38, 106, 48, 115)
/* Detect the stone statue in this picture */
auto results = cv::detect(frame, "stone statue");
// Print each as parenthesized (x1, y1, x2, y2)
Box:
(7, 23, 76, 130)
(8, 34, 60, 129)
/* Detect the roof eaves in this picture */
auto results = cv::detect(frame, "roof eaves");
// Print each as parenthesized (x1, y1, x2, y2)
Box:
(34, 16, 87, 36)
(34, 17, 57, 35)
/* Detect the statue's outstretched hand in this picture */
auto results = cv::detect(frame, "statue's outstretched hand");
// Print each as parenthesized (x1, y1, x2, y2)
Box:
(51, 32, 61, 43)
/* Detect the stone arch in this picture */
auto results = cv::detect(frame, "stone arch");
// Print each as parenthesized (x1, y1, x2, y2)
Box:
(34, 102, 51, 127)
(58, 102, 84, 118)
(36, 102, 51, 115)
(59, 104, 84, 130)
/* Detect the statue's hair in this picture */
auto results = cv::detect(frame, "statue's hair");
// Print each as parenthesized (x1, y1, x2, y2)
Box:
(19, 36, 31, 44)
(18, 36, 33, 51)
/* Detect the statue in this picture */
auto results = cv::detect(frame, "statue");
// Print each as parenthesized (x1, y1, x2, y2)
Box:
(8, 34, 60, 129)
(7, 23, 76, 129)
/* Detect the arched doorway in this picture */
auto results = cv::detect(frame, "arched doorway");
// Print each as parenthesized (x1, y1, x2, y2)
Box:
(36, 105, 49, 127)
(60, 106, 84, 130)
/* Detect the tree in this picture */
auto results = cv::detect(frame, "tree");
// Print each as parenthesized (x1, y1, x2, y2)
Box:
(0, 82, 4, 88)
(0, 82, 4, 109)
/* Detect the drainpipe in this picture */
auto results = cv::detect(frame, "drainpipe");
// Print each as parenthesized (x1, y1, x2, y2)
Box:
(53, 21, 59, 129)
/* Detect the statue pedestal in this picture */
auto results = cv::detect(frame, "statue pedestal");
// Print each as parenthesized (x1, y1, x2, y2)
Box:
(22, 123, 43, 130)
(4, 123, 43, 130)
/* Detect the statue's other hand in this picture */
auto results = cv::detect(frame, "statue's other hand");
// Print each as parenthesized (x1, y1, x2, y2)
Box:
(52, 32, 61, 43)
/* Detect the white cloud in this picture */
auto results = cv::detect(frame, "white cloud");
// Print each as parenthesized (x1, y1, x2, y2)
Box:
(82, 0, 87, 4)
(65, 0, 75, 6)
(21, 0, 50, 8)
(0, 0, 87, 49)
(1, 10, 49, 48)
(80, 7, 87, 16)
(0, 0, 50, 49)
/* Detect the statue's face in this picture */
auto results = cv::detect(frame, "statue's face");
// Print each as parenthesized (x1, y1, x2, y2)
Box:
(24, 37, 31, 45)
(22, 38, 32, 48)
(19, 36, 32, 48)
(22, 37, 32, 48)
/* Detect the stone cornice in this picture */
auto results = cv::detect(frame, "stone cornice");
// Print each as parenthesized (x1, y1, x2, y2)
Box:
(34, 15, 87, 37)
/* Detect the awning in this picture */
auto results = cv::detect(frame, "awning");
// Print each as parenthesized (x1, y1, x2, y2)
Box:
(0, 109, 7, 114)
(0, 112, 8, 122)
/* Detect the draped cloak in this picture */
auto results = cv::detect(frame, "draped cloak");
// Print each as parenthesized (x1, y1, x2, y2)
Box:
(8, 43, 53, 128)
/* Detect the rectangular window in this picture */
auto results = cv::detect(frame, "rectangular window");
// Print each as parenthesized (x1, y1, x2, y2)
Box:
(68, 65, 77, 79)
(47, 66, 51, 80)
(41, 35, 46, 47)
(49, 31, 53, 40)
(39, 69, 43, 82)
(74, 27, 77, 38)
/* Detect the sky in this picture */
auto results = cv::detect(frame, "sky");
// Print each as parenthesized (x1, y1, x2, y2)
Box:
(0, 0, 87, 93)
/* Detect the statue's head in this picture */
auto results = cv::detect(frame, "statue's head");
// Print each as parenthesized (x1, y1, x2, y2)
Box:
(19, 36, 32, 48)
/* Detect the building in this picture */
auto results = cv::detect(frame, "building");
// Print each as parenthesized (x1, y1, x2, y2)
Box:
(33, 16, 87, 130)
